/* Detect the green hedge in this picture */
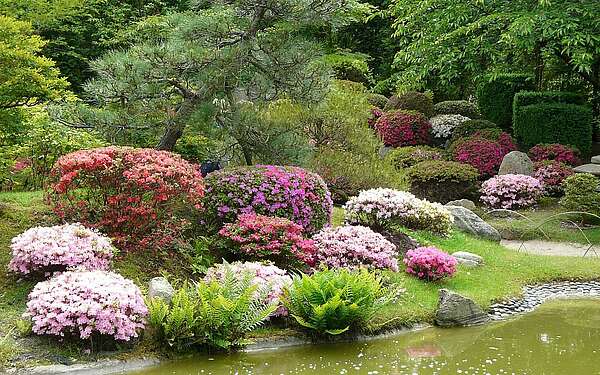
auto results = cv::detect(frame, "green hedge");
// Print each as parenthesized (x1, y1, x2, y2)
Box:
(477, 74, 534, 130)
(513, 91, 586, 109)
(513, 103, 593, 154)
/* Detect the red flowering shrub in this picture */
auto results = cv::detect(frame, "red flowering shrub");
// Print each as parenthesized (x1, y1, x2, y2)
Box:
(218, 213, 316, 268)
(534, 160, 574, 196)
(453, 138, 513, 178)
(529, 143, 581, 166)
(374, 110, 431, 147)
(367, 107, 383, 128)
(47, 147, 204, 252)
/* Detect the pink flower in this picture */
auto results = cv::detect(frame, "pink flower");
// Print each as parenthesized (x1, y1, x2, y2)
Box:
(374, 111, 431, 147)
(480, 174, 544, 209)
(403, 247, 457, 281)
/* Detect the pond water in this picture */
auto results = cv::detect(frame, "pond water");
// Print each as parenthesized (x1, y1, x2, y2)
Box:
(131, 299, 600, 375)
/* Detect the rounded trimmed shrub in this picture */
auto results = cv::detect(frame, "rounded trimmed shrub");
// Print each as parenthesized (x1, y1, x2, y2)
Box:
(9, 223, 114, 276)
(387, 146, 444, 170)
(450, 119, 499, 143)
(430, 114, 471, 142)
(344, 188, 453, 235)
(374, 110, 431, 147)
(47, 147, 204, 252)
(367, 94, 389, 109)
(312, 225, 399, 271)
(407, 160, 479, 203)
(559, 173, 600, 217)
(533, 161, 574, 196)
(403, 247, 457, 281)
(433, 100, 481, 118)
(203, 165, 333, 234)
(528, 143, 581, 166)
(384, 91, 434, 118)
(453, 138, 513, 178)
(217, 213, 316, 268)
(204, 261, 292, 317)
(25, 270, 147, 341)
(480, 174, 544, 209)
(477, 73, 534, 130)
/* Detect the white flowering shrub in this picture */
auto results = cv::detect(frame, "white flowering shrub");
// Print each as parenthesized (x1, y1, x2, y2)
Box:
(430, 114, 470, 139)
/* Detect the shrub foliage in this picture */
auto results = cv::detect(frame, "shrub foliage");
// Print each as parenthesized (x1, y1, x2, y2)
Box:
(407, 160, 479, 203)
(374, 110, 431, 148)
(476, 73, 534, 130)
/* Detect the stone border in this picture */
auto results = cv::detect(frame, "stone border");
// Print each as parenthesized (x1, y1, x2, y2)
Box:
(10, 358, 160, 375)
(488, 280, 600, 320)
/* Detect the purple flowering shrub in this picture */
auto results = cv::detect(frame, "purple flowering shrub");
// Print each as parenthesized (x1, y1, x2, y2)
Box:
(312, 225, 399, 271)
(203, 165, 333, 234)
(9, 223, 114, 276)
(25, 270, 147, 341)
(480, 174, 544, 209)
(204, 261, 292, 317)
(533, 161, 574, 196)
(403, 247, 457, 281)
(344, 188, 453, 235)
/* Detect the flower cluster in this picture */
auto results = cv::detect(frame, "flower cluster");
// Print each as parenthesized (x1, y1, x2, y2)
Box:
(529, 143, 581, 166)
(480, 174, 544, 209)
(453, 138, 508, 177)
(534, 161, 574, 196)
(374, 110, 431, 147)
(9, 223, 114, 275)
(25, 270, 147, 341)
(204, 165, 333, 234)
(344, 188, 453, 235)
(403, 247, 457, 281)
(429, 114, 470, 139)
(312, 225, 398, 271)
(218, 213, 316, 268)
(204, 261, 292, 317)
(47, 147, 204, 252)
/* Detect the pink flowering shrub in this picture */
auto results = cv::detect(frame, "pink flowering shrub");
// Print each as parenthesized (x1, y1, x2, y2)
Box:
(46, 147, 204, 252)
(25, 270, 147, 341)
(218, 213, 316, 268)
(529, 143, 581, 166)
(480, 174, 544, 209)
(453, 138, 511, 177)
(374, 110, 431, 147)
(534, 161, 574, 196)
(204, 261, 292, 317)
(403, 247, 457, 281)
(367, 107, 383, 128)
(9, 223, 114, 276)
(204, 165, 333, 234)
(312, 225, 399, 271)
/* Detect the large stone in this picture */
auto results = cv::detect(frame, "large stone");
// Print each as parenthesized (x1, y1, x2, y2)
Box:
(591, 155, 600, 165)
(445, 205, 501, 242)
(451, 251, 484, 267)
(148, 277, 175, 303)
(498, 151, 534, 176)
(573, 164, 600, 176)
(435, 289, 490, 327)
(378, 146, 393, 159)
(446, 199, 476, 211)
(378, 229, 419, 255)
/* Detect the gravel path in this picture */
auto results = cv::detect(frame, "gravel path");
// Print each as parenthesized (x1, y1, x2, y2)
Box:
(501, 239, 598, 257)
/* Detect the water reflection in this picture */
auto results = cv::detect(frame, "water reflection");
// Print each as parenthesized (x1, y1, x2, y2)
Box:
(130, 299, 600, 375)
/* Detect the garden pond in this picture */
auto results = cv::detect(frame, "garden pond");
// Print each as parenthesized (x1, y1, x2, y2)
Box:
(130, 298, 600, 375)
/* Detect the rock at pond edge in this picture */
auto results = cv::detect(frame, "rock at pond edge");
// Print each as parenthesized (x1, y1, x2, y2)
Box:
(435, 289, 490, 327)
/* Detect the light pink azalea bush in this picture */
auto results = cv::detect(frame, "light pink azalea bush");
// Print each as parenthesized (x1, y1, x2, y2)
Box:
(204, 261, 292, 317)
(344, 188, 453, 235)
(403, 247, 457, 281)
(480, 174, 544, 209)
(312, 225, 399, 271)
(9, 223, 115, 275)
(25, 270, 147, 341)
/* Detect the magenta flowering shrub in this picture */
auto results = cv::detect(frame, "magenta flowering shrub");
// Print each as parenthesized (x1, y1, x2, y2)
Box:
(367, 107, 383, 128)
(218, 213, 316, 268)
(204, 165, 333, 234)
(204, 261, 292, 317)
(534, 161, 574, 196)
(480, 174, 544, 209)
(9, 223, 114, 276)
(312, 225, 399, 271)
(453, 138, 511, 177)
(529, 143, 581, 166)
(25, 270, 147, 341)
(374, 110, 431, 147)
(403, 247, 457, 281)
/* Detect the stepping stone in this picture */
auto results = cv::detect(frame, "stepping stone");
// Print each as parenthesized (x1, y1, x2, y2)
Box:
(573, 164, 600, 176)
(592, 155, 600, 164)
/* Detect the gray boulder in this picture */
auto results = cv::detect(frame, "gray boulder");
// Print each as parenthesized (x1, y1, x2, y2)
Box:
(573, 164, 600, 176)
(446, 205, 501, 242)
(378, 146, 393, 159)
(446, 199, 476, 211)
(591, 155, 600, 165)
(452, 251, 484, 267)
(498, 151, 534, 176)
(148, 277, 175, 303)
(435, 289, 490, 327)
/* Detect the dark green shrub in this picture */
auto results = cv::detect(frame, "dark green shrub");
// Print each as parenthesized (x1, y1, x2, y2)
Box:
(513, 91, 586, 108)
(477, 74, 534, 130)
(282, 268, 397, 336)
(383, 91, 434, 118)
(450, 119, 499, 143)
(387, 146, 444, 170)
(367, 93, 388, 108)
(513, 103, 593, 154)
(433, 100, 481, 119)
(559, 173, 600, 219)
(407, 160, 479, 203)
